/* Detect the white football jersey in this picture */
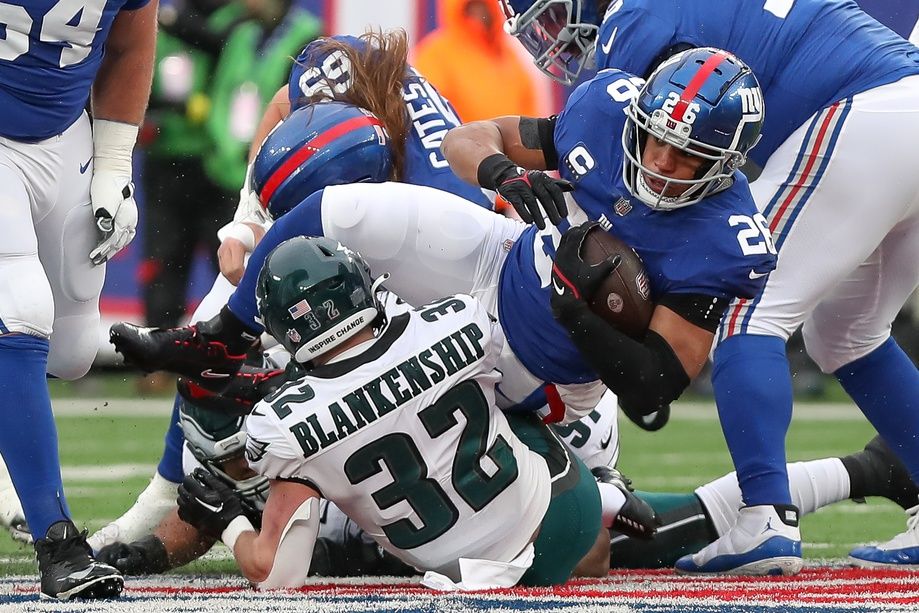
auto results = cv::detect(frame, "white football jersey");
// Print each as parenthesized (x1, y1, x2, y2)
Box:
(246, 293, 551, 580)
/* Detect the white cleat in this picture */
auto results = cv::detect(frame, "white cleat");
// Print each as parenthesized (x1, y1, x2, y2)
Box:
(87, 472, 179, 552)
(849, 503, 919, 569)
(675, 504, 803, 576)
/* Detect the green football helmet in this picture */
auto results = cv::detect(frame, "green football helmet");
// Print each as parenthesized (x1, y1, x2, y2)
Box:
(178, 400, 269, 516)
(256, 236, 385, 364)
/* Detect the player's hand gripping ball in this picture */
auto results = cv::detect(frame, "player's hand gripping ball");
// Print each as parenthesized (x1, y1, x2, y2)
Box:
(551, 221, 654, 339)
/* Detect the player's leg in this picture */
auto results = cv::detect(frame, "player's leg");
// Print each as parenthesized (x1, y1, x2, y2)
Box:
(801, 216, 919, 567)
(0, 119, 122, 599)
(683, 87, 919, 574)
(614, 436, 915, 569)
(550, 391, 657, 539)
(111, 183, 522, 376)
(90, 273, 240, 551)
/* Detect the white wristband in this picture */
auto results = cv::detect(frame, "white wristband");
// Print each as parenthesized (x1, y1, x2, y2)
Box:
(217, 222, 257, 251)
(221, 515, 256, 551)
(92, 119, 139, 176)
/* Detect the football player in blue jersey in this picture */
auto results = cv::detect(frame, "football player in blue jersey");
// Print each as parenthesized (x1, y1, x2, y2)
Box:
(107, 48, 773, 548)
(0, 0, 157, 600)
(88, 30, 501, 553)
(504, 0, 919, 573)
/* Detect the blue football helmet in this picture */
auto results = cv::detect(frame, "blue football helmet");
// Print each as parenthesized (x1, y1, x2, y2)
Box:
(622, 47, 765, 210)
(252, 101, 394, 219)
(500, 0, 603, 85)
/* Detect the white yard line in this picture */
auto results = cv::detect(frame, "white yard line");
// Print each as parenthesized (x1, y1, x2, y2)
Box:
(49, 398, 868, 420)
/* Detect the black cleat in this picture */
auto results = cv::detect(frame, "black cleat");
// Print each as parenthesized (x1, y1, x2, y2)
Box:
(592, 466, 660, 540)
(842, 435, 919, 510)
(35, 521, 124, 601)
(111, 321, 253, 388)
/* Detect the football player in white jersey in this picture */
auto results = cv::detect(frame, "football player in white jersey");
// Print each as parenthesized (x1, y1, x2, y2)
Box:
(0, 0, 156, 600)
(172, 236, 606, 588)
(96, 385, 919, 577)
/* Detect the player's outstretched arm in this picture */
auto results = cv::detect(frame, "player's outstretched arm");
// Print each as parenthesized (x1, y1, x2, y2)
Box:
(442, 117, 571, 229)
(217, 85, 290, 285)
(87, 0, 158, 264)
(97, 507, 217, 575)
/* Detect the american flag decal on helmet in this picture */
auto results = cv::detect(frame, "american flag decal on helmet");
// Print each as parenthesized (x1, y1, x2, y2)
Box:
(288, 299, 312, 320)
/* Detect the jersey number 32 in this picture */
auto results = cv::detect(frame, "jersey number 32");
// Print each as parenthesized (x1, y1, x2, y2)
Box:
(344, 380, 519, 550)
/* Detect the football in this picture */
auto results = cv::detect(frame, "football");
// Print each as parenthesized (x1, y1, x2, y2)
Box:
(581, 226, 654, 339)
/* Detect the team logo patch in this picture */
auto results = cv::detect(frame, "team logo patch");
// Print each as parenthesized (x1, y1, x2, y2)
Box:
(502, 238, 514, 252)
(245, 436, 270, 463)
(614, 197, 632, 217)
(287, 328, 302, 344)
(288, 299, 312, 320)
(606, 293, 624, 313)
(635, 271, 651, 301)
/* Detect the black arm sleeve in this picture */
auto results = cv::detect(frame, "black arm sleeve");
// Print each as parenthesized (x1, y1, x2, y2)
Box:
(657, 293, 730, 334)
(554, 302, 690, 415)
(518, 116, 559, 170)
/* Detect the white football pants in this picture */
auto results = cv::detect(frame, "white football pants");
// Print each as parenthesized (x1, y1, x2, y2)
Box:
(0, 113, 104, 379)
(718, 76, 919, 373)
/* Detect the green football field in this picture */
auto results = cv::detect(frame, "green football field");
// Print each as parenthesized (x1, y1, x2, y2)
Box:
(0, 376, 905, 578)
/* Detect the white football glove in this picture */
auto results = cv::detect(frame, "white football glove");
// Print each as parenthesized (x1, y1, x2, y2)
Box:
(89, 120, 139, 266)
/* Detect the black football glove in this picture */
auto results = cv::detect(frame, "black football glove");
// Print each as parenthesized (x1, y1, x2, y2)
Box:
(96, 535, 170, 575)
(478, 154, 572, 230)
(177, 468, 245, 539)
(550, 221, 621, 317)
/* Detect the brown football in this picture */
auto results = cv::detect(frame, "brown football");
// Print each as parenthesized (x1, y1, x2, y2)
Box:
(581, 226, 654, 339)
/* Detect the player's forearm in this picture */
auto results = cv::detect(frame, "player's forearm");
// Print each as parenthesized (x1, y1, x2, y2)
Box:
(92, 0, 158, 124)
(443, 116, 552, 188)
(442, 120, 508, 185)
(554, 301, 689, 414)
(231, 529, 275, 584)
(156, 509, 218, 569)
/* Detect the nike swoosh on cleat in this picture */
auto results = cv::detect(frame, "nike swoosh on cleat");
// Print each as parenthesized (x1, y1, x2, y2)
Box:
(66, 567, 97, 581)
(200, 370, 231, 379)
(552, 279, 566, 295)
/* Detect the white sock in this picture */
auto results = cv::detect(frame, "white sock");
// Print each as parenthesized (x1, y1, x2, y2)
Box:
(598, 481, 627, 527)
(694, 458, 851, 537)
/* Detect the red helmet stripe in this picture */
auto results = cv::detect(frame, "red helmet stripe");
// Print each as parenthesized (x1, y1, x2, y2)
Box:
(259, 115, 385, 206)
(671, 50, 730, 123)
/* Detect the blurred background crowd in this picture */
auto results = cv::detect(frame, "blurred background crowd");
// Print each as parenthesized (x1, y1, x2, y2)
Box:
(96, 0, 919, 396)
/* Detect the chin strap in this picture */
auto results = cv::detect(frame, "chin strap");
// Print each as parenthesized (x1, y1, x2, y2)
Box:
(258, 497, 320, 589)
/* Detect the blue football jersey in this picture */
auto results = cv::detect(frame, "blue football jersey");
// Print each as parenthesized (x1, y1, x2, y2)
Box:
(0, 0, 149, 141)
(498, 69, 777, 385)
(288, 36, 493, 209)
(594, 0, 919, 166)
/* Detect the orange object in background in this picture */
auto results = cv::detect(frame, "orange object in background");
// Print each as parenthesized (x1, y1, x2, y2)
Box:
(413, 0, 538, 122)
